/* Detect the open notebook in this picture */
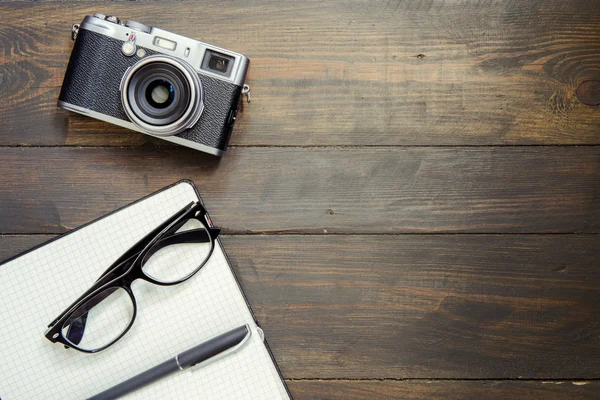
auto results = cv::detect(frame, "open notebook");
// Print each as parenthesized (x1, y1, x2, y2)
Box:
(0, 180, 291, 399)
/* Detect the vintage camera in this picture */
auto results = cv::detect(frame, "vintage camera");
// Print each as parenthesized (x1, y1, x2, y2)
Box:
(58, 14, 251, 156)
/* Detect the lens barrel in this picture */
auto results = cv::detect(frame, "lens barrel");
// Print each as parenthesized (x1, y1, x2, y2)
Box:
(120, 55, 204, 136)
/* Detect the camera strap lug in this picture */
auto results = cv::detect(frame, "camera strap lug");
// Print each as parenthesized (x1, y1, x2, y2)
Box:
(242, 84, 251, 103)
(71, 24, 80, 41)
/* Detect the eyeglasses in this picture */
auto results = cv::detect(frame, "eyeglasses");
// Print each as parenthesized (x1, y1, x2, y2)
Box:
(44, 201, 220, 353)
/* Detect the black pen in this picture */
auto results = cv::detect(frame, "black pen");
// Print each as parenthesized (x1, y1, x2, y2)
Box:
(88, 324, 252, 400)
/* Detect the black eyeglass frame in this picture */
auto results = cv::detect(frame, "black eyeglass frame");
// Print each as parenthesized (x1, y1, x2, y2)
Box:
(44, 201, 220, 353)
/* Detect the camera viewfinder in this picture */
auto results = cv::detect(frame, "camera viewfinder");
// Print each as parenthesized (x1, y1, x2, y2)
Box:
(201, 50, 234, 77)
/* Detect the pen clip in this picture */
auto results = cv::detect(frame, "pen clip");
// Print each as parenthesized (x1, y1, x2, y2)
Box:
(188, 324, 252, 372)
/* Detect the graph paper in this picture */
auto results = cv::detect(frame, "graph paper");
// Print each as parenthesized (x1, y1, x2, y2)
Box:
(0, 181, 290, 399)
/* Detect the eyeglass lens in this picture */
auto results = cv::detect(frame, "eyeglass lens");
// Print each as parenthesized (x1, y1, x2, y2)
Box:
(62, 286, 134, 351)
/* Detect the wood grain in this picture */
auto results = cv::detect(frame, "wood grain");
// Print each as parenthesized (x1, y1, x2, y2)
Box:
(1, 0, 599, 146)
(0, 147, 598, 234)
(1, 1, 599, 397)
(286, 380, 600, 400)
(1, 234, 599, 379)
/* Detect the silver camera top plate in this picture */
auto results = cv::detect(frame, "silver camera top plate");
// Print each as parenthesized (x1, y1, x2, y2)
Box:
(79, 15, 249, 87)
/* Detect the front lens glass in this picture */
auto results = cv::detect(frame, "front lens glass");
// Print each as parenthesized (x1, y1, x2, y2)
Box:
(141, 219, 213, 284)
(126, 60, 194, 127)
(61, 287, 134, 351)
(146, 80, 175, 109)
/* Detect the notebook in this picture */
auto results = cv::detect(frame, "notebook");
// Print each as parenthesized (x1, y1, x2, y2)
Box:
(0, 180, 292, 399)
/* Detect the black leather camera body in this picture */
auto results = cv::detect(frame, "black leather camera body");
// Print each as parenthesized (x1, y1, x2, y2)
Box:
(58, 14, 250, 156)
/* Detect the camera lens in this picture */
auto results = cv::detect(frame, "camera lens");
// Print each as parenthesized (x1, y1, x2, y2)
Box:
(129, 63, 188, 126)
(121, 55, 204, 136)
(145, 80, 174, 109)
(208, 56, 229, 73)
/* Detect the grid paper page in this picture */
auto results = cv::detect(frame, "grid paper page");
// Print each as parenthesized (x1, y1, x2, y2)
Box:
(0, 181, 290, 400)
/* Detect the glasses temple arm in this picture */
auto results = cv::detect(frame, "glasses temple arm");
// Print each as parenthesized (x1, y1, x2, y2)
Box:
(140, 228, 220, 264)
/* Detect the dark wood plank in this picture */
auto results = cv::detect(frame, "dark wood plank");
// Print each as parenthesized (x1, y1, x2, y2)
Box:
(2, 234, 599, 378)
(286, 380, 599, 400)
(230, 235, 600, 379)
(0, 147, 598, 234)
(0, 235, 49, 261)
(1, 0, 599, 146)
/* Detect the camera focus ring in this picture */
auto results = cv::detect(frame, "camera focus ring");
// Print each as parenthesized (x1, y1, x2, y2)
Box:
(120, 55, 204, 137)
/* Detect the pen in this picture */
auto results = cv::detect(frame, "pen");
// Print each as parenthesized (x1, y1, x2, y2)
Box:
(88, 324, 252, 400)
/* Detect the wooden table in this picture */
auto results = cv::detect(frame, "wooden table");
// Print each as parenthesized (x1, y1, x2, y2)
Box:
(1, 1, 599, 398)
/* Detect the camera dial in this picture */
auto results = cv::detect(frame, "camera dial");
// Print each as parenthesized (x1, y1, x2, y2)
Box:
(125, 20, 152, 34)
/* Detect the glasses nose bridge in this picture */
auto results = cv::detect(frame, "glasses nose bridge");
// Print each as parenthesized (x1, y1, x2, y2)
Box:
(121, 268, 144, 289)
